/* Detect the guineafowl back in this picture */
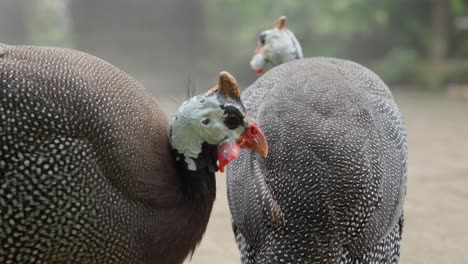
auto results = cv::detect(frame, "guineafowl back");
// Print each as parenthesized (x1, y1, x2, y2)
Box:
(0, 44, 205, 264)
(228, 58, 407, 263)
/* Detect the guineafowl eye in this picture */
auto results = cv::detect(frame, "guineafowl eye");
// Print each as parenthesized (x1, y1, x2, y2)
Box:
(201, 117, 210, 125)
(224, 114, 242, 129)
(259, 33, 266, 46)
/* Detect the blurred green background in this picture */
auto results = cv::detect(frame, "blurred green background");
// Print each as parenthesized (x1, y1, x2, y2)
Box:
(1, 0, 468, 93)
(1, 1, 467, 264)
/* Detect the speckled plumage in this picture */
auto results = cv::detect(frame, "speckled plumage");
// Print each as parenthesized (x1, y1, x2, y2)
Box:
(227, 58, 407, 263)
(0, 43, 219, 264)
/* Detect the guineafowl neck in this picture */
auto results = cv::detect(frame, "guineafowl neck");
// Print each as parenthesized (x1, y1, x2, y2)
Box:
(173, 144, 217, 210)
(149, 148, 216, 263)
(138, 139, 217, 263)
(180, 166, 217, 223)
(169, 117, 218, 205)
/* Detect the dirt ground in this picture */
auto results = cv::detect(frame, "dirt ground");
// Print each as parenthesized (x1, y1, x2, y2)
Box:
(178, 91, 468, 264)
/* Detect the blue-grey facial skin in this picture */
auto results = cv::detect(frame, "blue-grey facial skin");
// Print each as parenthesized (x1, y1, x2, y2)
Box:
(170, 93, 247, 171)
(250, 28, 304, 72)
(250, 53, 266, 72)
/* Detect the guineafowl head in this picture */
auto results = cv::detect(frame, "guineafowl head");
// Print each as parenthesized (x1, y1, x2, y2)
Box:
(250, 16, 303, 75)
(171, 71, 268, 172)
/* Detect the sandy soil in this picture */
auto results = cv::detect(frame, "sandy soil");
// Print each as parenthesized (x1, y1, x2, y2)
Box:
(180, 91, 468, 264)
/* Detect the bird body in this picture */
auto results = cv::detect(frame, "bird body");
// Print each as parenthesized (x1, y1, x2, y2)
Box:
(228, 57, 407, 263)
(0, 44, 267, 263)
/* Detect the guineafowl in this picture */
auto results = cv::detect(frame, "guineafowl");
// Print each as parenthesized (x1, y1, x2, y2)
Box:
(227, 18, 407, 263)
(250, 16, 303, 75)
(0, 43, 268, 264)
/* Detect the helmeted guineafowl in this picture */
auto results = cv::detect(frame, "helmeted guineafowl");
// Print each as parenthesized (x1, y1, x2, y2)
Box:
(227, 18, 407, 263)
(250, 16, 303, 75)
(0, 43, 268, 264)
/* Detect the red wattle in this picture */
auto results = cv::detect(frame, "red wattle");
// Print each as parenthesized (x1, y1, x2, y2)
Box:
(254, 68, 263, 76)
(217, 141, 241, 173)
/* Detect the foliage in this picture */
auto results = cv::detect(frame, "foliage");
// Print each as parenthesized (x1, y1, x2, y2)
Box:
(204, 0, 468, 89)
(372, 48, 420, 85)
(27, 0, 74, 47)
(414, 60, 468, 90)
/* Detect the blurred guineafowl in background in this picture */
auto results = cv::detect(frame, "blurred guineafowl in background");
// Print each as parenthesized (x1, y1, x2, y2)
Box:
(227, 17, 407, 263)
(249, 16, 303, 75)
(0, 43, 268, 264)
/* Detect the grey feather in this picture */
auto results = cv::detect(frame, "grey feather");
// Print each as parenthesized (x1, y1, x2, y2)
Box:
(227, 57, 407, 263)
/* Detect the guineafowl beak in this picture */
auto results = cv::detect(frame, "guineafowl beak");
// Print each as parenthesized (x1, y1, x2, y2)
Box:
(238, 120, 269, 157)
(217, 120, 268, 173)
(250, 52, 266, 76)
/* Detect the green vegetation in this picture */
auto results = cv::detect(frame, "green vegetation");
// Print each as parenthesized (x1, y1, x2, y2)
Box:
(20, 0, 468, 90)
(27, 0, 74, 48)
(205, 0, 468, 90)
